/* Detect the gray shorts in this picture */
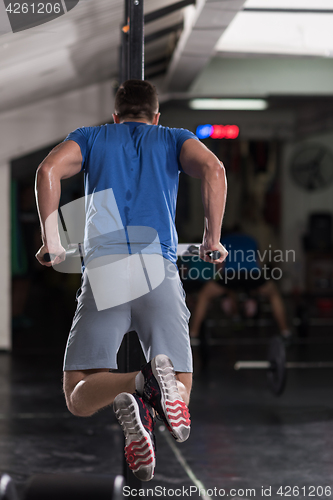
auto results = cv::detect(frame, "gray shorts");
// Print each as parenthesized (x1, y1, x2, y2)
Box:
(63, 257, 192, 373)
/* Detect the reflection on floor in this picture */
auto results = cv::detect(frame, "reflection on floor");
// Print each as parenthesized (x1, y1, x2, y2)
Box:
(1, 327, 333, 499)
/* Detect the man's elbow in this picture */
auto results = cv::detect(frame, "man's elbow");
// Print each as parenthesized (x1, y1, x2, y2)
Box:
(37, 160, 52, 175)
(36, 161, 58, 184)
(206, 159, 225, 181)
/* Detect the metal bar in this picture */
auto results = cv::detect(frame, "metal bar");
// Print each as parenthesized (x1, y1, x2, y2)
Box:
(286, 362, 333, 369)
(243, 8, 333, 14)
(177, 243, 200, 255)
(235, 361, 270, 370)
(120, 0, 129, 82)
(58, 207, 85, 265)
(128, 0, 144, 80)
(144, 0, 195, 24)
(234, 361, 333, 370)
(119, 1, 145, 492)
(120, 34, 129, 83)
(58, 207, 71, 246)
(145, 22, 183, 44)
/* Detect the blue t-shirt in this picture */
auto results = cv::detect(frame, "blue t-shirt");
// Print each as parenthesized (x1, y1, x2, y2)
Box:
(64, 122, 198, 265)
(221, 233, 261, 272)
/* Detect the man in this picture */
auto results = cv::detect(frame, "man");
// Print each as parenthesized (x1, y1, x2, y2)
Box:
(190, 229, 291, 341)
(35, 80, 227, 481)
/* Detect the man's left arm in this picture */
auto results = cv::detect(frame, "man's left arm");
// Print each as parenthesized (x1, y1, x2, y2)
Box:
(35, 140, 83, 267)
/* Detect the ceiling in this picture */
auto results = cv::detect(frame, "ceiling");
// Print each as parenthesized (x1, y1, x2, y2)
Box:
(0, 0, 333, 117)
(0, 0, 195, 113)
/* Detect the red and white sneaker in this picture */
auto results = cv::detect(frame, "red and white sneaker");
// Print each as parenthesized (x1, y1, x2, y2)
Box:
(113, 392, 155, 482)
(137, 354, 191, 443)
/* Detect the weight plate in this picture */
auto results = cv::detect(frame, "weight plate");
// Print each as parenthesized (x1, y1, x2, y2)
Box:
(24, 474, 123, 500)
(0, 474, 19, 500)
(267, 336, 287, 396)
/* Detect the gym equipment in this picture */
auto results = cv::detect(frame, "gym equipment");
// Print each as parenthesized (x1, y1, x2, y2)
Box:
(44, 244, 221, 263)
(0, 474, 124, 500)
(43, 245, 81, 262)
(234, 336, 287, 396)
(235, 335, 333, 396)
(185, 245, 221, 261)
(0, 474, 19, 500)
(267, 336, 287, 396)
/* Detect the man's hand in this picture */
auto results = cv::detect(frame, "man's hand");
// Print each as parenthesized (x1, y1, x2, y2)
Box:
(199, 241, 228, 264)
(35, 243, 66, 267)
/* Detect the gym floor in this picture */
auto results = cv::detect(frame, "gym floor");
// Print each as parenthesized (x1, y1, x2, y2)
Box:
(1, 325, 333, 500)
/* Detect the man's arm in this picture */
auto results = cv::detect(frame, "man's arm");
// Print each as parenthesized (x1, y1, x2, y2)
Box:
(179, 139, 228, 263)
(35, 140, 83, 267)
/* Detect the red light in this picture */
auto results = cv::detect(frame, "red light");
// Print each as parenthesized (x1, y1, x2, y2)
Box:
(225, 125, 239, 139)
(211, 125, 225, 139)
(210, 125, 239, 139)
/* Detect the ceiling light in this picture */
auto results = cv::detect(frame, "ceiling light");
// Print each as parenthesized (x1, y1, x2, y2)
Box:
(216, 10, 333, 57)
(189, 98, 268, 110)
(244, 0, 333, 9)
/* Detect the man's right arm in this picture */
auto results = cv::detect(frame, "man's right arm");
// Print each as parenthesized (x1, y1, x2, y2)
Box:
(35, 140, 83, 266)
(179, 138, 228, 263)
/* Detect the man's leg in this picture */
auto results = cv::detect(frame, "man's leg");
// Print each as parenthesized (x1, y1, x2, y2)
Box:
(221, 290, 239, 318)
(63, 369, 139, 417)
(190, 281, 225, 337)
(112, 361, 192, 481)
(63, 368, 192, 416)
(257, 280, 290, 337)
(176, 372, 192, 407)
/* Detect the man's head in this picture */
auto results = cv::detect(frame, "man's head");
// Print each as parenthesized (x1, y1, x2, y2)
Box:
(113, 80, 160, 125)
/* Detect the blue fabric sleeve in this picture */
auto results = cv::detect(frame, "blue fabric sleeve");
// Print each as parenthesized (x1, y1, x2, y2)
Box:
(64, 127, 92, 170)
(174, 128, 199, 171)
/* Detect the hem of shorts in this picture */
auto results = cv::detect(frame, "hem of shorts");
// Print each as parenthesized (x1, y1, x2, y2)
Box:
(63, 364, 116, 371)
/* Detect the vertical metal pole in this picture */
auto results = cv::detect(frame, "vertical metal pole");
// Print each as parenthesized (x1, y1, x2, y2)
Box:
(128, 0, 144, 80)
(119, 0, 145, 493)
(121, 0, 144, 82)
(120, 0, 129, 83)
(120, 0, 145, 375)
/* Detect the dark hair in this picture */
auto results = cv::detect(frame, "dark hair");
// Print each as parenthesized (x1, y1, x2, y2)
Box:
(114, 80, 159, 122)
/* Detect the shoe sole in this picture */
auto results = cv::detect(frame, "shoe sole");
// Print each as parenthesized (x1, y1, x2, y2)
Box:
(151, 355, 191, 443)
(113, 393, 155, 482)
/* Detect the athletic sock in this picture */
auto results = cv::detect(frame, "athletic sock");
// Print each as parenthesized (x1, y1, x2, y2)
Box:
(135, 371, 145, 394)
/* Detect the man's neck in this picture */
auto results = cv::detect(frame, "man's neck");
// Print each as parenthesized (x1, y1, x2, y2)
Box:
(121, 118, 150, 124)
